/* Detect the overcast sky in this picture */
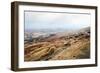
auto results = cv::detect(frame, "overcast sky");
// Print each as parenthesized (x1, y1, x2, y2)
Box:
(24, 11, 90, 30)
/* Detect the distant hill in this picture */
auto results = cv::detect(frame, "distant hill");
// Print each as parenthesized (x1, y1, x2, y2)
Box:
(79, 27, 90, 33)
(24, 27, 90, 43)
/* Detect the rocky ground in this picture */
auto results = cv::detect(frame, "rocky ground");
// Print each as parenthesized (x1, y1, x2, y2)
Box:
(24, 28, 90, 61)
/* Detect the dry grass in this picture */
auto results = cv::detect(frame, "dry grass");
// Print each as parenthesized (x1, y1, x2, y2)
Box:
(24, 33, 90, 61)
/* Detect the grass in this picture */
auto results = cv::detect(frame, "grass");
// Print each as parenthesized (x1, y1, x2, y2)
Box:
(76, 42, 90, 59)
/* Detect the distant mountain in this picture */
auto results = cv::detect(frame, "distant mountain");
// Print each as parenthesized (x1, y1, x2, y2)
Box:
(79, 27, 90, 33)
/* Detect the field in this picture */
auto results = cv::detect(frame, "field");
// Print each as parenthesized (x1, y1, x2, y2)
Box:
(24, 27, 90, 61)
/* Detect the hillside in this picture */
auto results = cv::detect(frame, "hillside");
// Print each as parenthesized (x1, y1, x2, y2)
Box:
(24, 27, 90, 61)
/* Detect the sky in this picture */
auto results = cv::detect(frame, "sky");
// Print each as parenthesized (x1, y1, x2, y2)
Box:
(24, 11, 90, 30)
